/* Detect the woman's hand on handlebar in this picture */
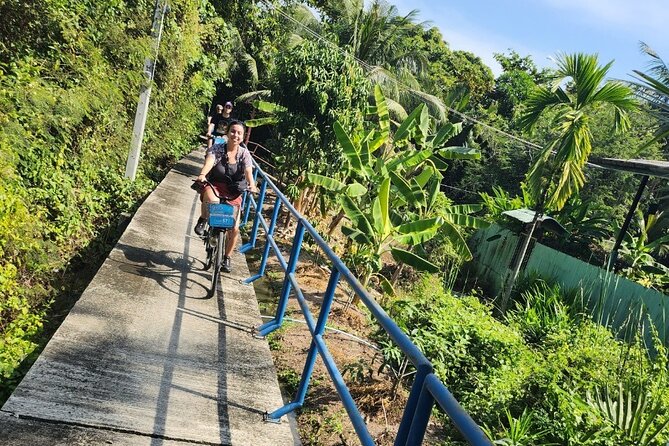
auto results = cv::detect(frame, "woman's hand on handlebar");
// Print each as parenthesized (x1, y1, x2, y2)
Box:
(196, 173, 207, 183)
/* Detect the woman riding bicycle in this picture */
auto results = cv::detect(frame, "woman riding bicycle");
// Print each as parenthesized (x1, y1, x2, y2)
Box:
(194, 120, 258, 273)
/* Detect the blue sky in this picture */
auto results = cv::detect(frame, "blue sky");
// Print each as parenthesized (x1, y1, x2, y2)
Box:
(390, 0, 669, 80)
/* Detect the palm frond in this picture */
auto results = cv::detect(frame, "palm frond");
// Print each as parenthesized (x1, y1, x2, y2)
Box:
(383, 97, 408, 123)
(518, 86, 570, 131)
(236, 53, 258, 87)
(400, 89, 446, 123)
(235, 90, 271, 104)
(639, 41, 669, 84)
(288, 4, 322, 32)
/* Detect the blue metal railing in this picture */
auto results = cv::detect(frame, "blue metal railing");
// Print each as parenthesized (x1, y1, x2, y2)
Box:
(240, 159, 492, 446)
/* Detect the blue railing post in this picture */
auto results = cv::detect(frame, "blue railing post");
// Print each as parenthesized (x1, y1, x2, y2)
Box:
(394, 363, 433, 446)
(267, 267, 341, 420)
(242, 168, 260, 226)
(405, 378, 435, 446)
(256, 220, 306, 337)
(244, 197, 282, 284)
(240, 177, 267, 253)
(409, 374, 491, 445)
(244, 157, 487, 444)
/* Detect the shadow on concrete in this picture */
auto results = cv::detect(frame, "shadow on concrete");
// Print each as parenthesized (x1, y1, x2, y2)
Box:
(150, 187, 229, 446)
(216, 284, 232, 445)
(177, 307, 255, 334)
(111, 243, 211, 300)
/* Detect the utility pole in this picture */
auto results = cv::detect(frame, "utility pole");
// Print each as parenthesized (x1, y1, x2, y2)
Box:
(125, 0, 168, 180)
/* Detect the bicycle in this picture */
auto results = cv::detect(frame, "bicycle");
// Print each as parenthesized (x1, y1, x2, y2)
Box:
(192, 180, 237, 297)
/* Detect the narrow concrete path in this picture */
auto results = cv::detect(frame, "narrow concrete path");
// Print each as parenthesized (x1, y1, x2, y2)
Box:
(0, 149, 299, 445)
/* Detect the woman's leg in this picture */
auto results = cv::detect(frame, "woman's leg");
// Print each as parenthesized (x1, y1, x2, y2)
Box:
(201, 186, 220, 219)
(224, 206, 240, 258)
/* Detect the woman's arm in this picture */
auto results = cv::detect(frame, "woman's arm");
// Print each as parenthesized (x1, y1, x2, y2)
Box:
(245, 166, 258, 193)
(196, 154, 216, 182)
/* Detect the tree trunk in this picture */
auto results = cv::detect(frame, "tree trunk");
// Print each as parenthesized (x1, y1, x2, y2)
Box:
(327, 210, 346, 236)
(391, 263, 405, 288)
(499, 213, 541, 313)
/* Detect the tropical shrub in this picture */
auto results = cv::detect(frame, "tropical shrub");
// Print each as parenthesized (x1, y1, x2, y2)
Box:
(381, 275, 535, 428)
(307, 87, 487, 290)
(0, 0, 231, 400)
(378, 273, 669, 444)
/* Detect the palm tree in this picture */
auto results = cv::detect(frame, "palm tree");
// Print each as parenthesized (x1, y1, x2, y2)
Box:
(626, 42, 669, 146)
(625, 43, 669, 264)
(310, 0, 448, 123)
(500, 53, 637, 311)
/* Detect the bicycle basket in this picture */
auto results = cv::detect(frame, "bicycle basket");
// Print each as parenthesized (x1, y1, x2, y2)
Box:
(208, 203, 236, 229)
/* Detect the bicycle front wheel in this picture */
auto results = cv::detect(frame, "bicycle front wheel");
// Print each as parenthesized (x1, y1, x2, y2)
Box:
(209, 231, 224, 297)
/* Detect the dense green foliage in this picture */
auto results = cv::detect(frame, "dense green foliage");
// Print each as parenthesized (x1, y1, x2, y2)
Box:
(270, 39, 370, 178)
(383, 275, 669, 444)
(0, 0, 230, 398)
(2, 0, 669, 443)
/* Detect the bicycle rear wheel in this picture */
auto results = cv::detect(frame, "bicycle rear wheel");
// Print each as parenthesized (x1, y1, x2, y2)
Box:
(204, 229, 214, 270)
(208, 230, 224, 297)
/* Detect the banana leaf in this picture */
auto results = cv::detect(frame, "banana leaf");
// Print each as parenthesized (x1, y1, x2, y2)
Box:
(340, 195, 375, 240)
(334, 121, 363, 172)
(415, 165, 437, 188)
(436, 146, 481, 159)
(431, 121, 462, 148)
(449, 203, 484, 214)
(245, 117, 279, 127)
(341, 225, 372, 245)
(410, 179, 426, 207)
(389, 171, 413, 203)
(443, 213, 490, 229)
(415, 105, 430, 146)
(375, 273, 395, 296)
(366, 129, 387, 154)
(346, 182, 367, 197)
(252, 100, 287, 113)
(440, 221, 472, 260)
(371, 177, 391, 239)
(430, 155, 449, 171)
(379, 177, 391, 238)
(395, 217, 442, 245)
(426, 179, 440, 210)
(375, 156, 387, 178)
(307, 173, 345, 191)
(391, 248, 439, 273)
(387, 149, 433, 171)
(374, 84, 390, 138)
(394, 103, 425, 143)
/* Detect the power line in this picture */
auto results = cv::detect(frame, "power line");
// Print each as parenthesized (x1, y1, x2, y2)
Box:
(260, 0, 609, 171)
(260, 0, 544, 151)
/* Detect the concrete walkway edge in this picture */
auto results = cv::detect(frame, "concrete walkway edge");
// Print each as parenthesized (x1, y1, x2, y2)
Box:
(0, 149, 300, 445)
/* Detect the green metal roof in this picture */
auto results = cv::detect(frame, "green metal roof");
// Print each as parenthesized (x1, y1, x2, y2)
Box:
(589, 157, 669, 179)
(502, 209, 569, 237)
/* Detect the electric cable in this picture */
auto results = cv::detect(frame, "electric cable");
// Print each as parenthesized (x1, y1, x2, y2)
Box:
(259, 0, 609, 171)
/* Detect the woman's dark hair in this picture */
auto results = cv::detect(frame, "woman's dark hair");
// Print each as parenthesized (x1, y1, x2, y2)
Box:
(227, 119, 246, 133)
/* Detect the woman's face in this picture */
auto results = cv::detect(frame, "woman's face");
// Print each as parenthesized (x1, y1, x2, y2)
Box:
(227, 123, 244, 145)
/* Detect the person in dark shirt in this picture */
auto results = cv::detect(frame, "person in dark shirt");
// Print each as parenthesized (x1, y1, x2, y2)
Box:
(206, 101, 234, 148)
(194, 120, 258, 272)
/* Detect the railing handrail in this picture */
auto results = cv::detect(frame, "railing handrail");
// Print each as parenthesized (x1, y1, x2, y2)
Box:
(240, 157, 492, 446)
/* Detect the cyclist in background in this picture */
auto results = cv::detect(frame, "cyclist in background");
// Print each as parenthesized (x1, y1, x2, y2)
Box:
(206, 101, 235, 148)
(194, 120, 257, 273)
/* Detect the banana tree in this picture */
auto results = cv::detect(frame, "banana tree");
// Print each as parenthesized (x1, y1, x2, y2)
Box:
(339, 176, 443, 291)
(388, 171, 489, 261)
(310, 87, 487, 292)
(308, 85, 478, 231)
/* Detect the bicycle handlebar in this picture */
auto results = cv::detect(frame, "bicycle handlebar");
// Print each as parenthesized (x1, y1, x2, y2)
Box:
(192, 179, 258, 201)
